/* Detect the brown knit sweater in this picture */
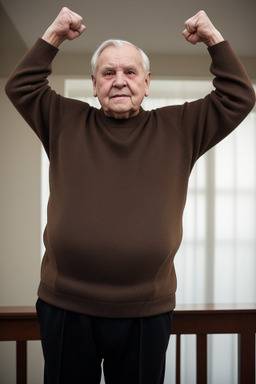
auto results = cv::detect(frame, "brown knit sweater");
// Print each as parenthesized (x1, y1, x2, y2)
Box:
(5, 39, 255, 318)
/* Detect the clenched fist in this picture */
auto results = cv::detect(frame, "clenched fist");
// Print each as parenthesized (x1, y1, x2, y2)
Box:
(42, 7, 86, 47)
(182, 10, 224, 47)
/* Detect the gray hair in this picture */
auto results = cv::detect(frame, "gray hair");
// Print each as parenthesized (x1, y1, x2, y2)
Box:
(91, 39, 150, 75)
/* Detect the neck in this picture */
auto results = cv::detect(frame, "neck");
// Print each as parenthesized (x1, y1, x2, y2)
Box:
(103, 109, 140, 120)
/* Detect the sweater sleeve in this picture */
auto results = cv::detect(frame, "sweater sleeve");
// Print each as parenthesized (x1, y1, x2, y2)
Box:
(5, 38, 77, 157)
(178, 41, 255, 167)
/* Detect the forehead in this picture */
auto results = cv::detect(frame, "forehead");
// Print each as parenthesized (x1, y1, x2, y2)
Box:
(97, 44, 143, 70)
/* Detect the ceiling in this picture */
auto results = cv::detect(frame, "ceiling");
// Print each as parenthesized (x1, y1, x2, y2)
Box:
(1, 0, 256, 57)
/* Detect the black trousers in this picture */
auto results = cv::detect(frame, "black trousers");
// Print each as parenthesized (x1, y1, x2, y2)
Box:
(36, 298, 173, 384)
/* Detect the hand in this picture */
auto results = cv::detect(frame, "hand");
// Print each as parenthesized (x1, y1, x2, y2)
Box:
(42, 7, 86, 47)
(182, 10, 224, 47)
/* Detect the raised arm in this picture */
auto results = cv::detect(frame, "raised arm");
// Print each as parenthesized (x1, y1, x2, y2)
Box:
(182, 10, 224, 47)
(42, 7, 86, 48)
(5, 8, 86, 156)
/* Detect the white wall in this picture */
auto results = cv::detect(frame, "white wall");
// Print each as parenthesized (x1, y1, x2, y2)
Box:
(0, 75, 66, 383)
(0, 78, 43, 383)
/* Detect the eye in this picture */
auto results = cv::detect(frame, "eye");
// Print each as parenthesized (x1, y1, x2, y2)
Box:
(127, 70, 135, 75)
(104, 71, 114, 77)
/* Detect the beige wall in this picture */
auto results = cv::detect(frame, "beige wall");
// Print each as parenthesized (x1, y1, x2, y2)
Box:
(0, 78, 43, 383)
(0, 74, 67, 383)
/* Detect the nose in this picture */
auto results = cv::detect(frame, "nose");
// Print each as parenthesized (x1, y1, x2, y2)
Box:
(113, 72, 127, 88)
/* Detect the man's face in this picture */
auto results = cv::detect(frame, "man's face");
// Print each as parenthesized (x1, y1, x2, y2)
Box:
(91, 44, 151, 119)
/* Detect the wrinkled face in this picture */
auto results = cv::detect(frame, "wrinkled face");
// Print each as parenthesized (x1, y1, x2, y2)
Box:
(91, 44, 151, 119)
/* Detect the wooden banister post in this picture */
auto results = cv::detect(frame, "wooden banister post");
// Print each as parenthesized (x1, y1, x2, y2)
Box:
(196, 334, 207, 384)
(238, 327, 255, 383)
(176, 334, 181, 384)
(16, 341, 27, 384)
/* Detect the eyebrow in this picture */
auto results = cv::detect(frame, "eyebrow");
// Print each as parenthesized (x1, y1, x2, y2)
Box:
(100, 64, 139, 73)
(100, 66, 115, 73)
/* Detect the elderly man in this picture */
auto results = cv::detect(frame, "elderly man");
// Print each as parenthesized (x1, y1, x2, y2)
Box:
(5, 7, 255, 384)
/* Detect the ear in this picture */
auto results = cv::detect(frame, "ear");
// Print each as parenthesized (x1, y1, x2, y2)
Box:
(91, 74, 97, 97)
(144, 72, 151, 97)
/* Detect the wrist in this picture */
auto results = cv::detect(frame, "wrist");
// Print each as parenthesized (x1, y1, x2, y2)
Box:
(42, 26, 65, 48)
(205, 30, 224, 47)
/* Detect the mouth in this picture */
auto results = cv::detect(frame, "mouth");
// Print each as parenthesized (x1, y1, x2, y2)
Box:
(110, 94, 130, 99)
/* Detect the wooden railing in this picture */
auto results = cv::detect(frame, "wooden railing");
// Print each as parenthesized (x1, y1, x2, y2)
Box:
(172, 303, 256, 384)
(0, 304, 255, 384)
(0, 306, 40, 384)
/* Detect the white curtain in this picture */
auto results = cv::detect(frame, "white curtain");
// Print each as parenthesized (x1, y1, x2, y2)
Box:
(175, 111, 256, 306)
(41, 79, 256, 384)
